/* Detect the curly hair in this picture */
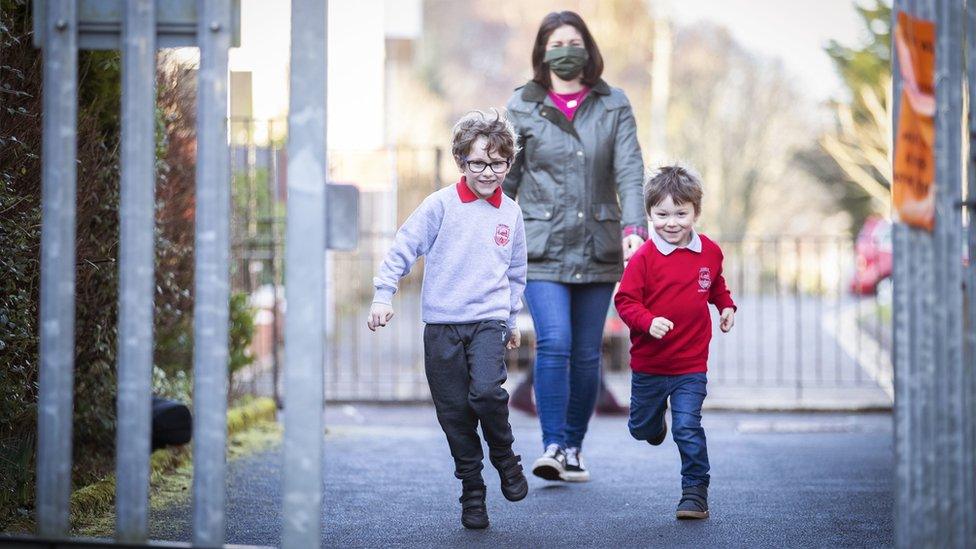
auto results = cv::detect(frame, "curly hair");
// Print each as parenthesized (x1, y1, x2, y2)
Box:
(451, 109, 520, 167)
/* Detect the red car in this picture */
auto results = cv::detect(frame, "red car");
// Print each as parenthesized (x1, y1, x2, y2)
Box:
(850, 215, 893, 295)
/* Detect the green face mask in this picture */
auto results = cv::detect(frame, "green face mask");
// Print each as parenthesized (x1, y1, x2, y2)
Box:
(544, 46, 589, 81)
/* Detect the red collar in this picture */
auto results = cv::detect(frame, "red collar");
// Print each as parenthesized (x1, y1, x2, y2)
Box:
(456, 177, 502, 208)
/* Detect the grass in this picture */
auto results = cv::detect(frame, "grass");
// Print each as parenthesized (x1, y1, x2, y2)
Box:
(4, 397, 280, 539)
(72, 419, 282, 538)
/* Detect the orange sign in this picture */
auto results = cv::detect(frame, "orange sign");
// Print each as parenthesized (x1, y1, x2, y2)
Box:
(892, 11, 936, 231)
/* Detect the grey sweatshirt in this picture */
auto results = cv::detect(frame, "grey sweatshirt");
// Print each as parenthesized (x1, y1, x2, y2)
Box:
(372, 182, 527, 328)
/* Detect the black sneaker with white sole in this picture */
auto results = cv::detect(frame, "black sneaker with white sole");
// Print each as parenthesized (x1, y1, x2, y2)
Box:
(531, 443, 566, 481)
(561, 447, 590, 482)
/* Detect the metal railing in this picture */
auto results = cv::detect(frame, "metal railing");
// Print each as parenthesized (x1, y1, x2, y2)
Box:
(29, 1, 328, 547)
(309, 234, 894, 402)
(224, 131, 895, 404)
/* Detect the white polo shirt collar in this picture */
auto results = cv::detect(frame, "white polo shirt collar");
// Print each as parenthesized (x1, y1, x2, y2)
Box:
(650, 229, 702, 255)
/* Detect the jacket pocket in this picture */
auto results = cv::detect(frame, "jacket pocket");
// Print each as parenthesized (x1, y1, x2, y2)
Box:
(591, 203, 622, 264)
(521, 202, 554, 261)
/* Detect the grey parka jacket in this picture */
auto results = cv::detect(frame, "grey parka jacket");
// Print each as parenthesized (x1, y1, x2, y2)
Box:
(503, 79, 646, 284)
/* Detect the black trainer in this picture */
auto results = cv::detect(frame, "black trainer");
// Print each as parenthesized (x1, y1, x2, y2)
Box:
(459, 481, 489, 529)
(531, 444, 566, 481)
(676, 484, 709, 519)
(491, 453, 528, 501)
(648, 412, 668, 446)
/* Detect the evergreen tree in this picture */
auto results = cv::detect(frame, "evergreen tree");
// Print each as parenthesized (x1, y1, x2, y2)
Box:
(817, 0, 893, 227)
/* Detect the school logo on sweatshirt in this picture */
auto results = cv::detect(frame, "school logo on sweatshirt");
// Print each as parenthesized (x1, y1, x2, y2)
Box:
(494, 224, 510, 246)
(698, 267, 712, 292)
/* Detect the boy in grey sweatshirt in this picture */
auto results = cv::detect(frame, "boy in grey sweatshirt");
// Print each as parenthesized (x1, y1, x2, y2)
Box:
(368, 110, 528, 529)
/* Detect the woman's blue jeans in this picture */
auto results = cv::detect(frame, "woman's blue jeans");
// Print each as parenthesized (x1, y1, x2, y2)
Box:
(523, 281, 615, 450)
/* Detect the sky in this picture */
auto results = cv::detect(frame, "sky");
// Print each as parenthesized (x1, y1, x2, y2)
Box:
(667, 0, 871, 103)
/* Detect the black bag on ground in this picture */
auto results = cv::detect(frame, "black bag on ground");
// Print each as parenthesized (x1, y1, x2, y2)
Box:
(152, 395, 192, 450)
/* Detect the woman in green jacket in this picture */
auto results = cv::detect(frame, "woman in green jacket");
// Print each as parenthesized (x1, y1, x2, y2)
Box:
(504, 11, 647, 483)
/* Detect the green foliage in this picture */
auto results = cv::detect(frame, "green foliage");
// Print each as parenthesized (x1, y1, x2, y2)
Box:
(0, 0, 125, 526)
(0, 7, 255, 530)
(229, 293, 256, 377)
(824, 1, 891, 121)
(152, 291, 255, 402)
(814, 0, 892, 231)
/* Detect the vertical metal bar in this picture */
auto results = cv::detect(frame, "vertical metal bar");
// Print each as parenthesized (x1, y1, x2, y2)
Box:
(756, 239, 765, 384)
(114, 0, 156, 542)
(891, 4, 912, 544)
(794, 238, 803, 400)
(855, 248, 863, 384)
(935, 0, 966, 542)
(268, 120, 282, 407)
(776, 238, 784, 384)
(815, 237, 823, 384)
(913, 7, 936, 545)
(282, 0, 327, 545)
(964, 2, 976, 544)
(736, 241, 744, 383)
(36, 0, 77, 538)
(835, 237, 843, 383)
(242, 118, 255, 293)
(192, 0, 233, 546)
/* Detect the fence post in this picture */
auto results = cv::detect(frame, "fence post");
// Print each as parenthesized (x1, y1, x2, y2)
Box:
(114, 0, 157, 542)
(192, 0, 234, 546)
(933, 1, 967, 545)
(965, 0, 976, 543)
(282, 0, 328, 546)
(891, 6, 910, 548)
(36, 0, 77, 537)
(893, 0, 972, 546)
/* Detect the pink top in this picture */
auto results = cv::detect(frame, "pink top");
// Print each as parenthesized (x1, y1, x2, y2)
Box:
(547, 86, 590, 121)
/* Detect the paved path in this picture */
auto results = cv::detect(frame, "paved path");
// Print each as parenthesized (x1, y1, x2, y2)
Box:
(150, 404, 893, 548)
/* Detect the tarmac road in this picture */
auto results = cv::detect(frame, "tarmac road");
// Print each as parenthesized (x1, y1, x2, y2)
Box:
(150, 404, 893, 548)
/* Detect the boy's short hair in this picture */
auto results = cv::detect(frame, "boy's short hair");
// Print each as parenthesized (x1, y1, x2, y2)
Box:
(643, 164, 704, 215)
(451, 109, 520, 167)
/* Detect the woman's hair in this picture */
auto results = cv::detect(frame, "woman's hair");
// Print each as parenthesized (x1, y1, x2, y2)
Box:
(531, 11, 604, 89)
(451, 109, 520, 167)
(643, 164, 704, 215)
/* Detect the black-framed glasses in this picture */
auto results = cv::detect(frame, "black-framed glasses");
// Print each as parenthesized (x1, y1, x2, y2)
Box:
(464, 159, 510, 174)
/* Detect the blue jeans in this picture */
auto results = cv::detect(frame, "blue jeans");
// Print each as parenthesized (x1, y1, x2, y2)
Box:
(523, 281, 615, 450)
(629, 372, 710, 488)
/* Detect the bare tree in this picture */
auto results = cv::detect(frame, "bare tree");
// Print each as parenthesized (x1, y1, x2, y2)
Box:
(818, 78, 892, 211)
(667, 25, 829, 238)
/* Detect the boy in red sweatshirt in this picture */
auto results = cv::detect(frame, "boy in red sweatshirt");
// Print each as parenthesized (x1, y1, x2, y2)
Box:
(613, 164, 736, 520)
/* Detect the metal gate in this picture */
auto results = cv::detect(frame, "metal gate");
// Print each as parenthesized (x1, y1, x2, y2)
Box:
(890, 0, 976, 547)
(28, 1, 329, 547)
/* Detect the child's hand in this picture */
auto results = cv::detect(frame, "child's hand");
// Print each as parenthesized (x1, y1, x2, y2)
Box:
(648, 317, 673, 339)
(622, 234, 644, 263)
(506, 327, 521, 350)
(720, 308, 735, 333)
(367, 303, 395, 331)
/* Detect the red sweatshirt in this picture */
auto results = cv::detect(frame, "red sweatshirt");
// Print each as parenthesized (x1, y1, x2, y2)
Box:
(614, 233, 736, 375)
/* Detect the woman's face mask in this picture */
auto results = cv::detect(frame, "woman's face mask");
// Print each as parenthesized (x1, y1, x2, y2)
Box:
(544, 46, 589, 81)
